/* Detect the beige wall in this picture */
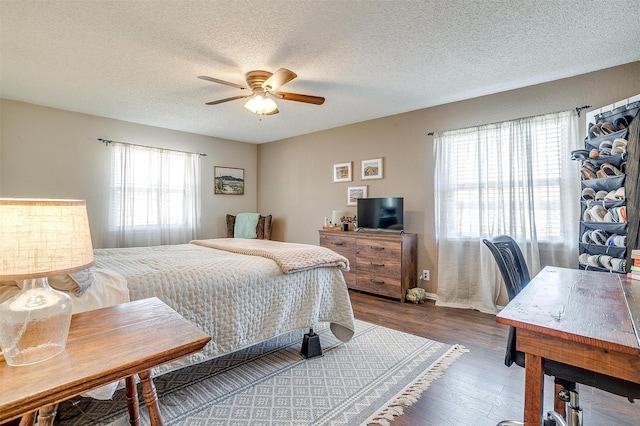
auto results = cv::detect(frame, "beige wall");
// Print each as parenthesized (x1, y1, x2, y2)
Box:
(0, 99, 258, 248)
(257, 61, 640, 295)
(2, 63, 639, 293)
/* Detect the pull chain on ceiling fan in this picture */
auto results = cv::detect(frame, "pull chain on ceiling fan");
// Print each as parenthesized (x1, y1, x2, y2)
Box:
(197, 68, 325, 115)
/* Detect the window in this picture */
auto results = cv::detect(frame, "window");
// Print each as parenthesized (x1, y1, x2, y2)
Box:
(108, 142, 201, 247)
(435, 111, 579, 241)
(434, 110, 580, 313)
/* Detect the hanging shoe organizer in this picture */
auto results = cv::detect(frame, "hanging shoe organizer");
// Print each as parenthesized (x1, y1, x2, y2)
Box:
(575, 97, 640, 273)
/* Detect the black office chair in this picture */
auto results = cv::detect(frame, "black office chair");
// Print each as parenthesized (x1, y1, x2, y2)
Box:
(483, 235, 640, 426)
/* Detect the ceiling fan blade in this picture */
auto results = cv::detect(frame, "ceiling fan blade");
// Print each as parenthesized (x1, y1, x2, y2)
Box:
(198, 75, 248, 90)
(205, 94, 251, 105)
(272, 91, 325, 105)
(262, 68, 297, 91)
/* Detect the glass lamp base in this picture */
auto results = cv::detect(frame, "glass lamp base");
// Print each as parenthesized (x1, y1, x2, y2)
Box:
(3, 341, 67, 366)
(0, 277, 72, 366)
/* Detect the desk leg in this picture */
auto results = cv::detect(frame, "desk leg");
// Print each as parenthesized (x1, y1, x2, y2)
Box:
(138, 370, 164, 426)
(125, 375, 141, 426)
(524, 353, 544, 425)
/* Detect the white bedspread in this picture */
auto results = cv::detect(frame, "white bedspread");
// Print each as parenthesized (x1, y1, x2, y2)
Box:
(93, 242, 355, 378)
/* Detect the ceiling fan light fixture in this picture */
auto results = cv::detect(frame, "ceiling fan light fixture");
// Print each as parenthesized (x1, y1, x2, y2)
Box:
(244, 94, 278, 115)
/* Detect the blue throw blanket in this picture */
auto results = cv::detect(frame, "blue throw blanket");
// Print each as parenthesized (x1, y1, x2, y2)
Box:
(234, 212, 260, 238)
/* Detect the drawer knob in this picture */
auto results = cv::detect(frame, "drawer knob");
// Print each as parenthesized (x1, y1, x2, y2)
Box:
(331, 242, 344, 246)
(370, 279, 385, 284)
(370, 246, 384, 250)
(370, 262, 385, 267)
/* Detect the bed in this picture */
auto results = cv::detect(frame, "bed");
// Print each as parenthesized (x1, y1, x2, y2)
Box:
(1, 238, 355, 398)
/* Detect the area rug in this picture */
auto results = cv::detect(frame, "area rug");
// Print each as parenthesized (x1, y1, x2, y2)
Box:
(56, 320, 467, 426)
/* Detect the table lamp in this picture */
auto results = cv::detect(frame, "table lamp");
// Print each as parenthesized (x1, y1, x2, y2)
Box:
(0, 199, 94, 366)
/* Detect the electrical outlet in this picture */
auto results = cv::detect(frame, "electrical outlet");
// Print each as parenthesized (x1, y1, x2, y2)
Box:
(421, 269, 430, 281)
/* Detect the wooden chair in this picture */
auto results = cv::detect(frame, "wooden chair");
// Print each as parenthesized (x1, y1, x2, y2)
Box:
(226, 214, 272, 240)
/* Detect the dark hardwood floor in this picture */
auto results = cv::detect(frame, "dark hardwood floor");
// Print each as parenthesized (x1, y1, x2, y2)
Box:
(349, 290, 640, 426)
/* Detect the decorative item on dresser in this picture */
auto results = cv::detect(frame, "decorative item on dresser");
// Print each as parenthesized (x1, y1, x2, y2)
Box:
(319, 230, 417, 302)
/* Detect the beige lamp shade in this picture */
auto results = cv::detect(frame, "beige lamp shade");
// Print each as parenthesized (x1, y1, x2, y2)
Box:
(0, 199, 94, 280)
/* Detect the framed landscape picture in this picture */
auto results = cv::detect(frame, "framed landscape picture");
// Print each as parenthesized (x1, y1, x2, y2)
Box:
(361, 158, 383, 180)
(214, 166, 244, 195)
(347, 185, 367, 206)
(333, 162, 352, 183)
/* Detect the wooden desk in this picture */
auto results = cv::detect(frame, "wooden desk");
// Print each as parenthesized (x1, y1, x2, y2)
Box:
(496, 266, 640, 425)
(0, 297, 211, 425)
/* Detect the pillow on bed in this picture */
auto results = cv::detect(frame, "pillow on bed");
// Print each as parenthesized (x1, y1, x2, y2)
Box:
(53, 269, 96, 297)
(0, 268, 96, 297)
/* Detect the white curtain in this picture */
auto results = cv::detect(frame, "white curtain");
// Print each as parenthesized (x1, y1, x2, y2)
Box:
(434, 110, 580, 313)
(106, 142, 201, 248)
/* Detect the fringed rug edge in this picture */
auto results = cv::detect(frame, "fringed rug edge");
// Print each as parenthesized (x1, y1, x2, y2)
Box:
(363, 343, 470, 426)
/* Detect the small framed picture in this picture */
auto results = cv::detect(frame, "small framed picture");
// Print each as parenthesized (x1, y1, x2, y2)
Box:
(347, 186, 367, 206)
(214, 166, 244, 195)
(361, 158, 383, 180)
(333, 162, 352, 183)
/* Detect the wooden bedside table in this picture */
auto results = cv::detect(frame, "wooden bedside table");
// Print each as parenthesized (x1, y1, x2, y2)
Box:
(0, 297, 211, 426)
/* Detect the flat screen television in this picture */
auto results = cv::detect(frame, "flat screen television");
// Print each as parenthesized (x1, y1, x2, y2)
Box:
(356, 197, 404, 232)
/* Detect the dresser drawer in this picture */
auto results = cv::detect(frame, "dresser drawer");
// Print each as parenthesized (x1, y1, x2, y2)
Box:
(355, 271, 402, 299)
(356, 239, 402, 258)
(355, 256, 401, 278)
(320, 233, 356, 253)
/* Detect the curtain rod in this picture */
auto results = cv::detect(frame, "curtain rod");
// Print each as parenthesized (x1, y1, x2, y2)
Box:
(98, 138, 207, 156)
(426, 105, 592, 136)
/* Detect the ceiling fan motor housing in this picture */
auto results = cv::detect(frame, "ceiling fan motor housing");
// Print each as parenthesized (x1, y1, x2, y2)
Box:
(246, 70, 273, 91)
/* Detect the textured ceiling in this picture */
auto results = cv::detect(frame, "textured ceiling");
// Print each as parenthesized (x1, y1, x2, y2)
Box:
(1, 1, 639, 144)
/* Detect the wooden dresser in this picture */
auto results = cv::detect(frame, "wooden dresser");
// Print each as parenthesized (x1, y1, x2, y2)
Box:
(319, 230, 417, 302)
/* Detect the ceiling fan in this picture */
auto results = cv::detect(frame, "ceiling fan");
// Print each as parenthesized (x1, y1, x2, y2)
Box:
(197, 68, 325, 115)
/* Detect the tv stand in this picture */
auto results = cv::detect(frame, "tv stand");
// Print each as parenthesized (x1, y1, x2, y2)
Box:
(319, 230, 417, 302)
